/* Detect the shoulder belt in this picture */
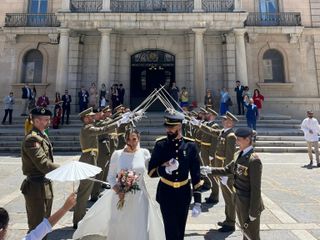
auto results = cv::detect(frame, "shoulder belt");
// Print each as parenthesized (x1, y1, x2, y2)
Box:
(183, 136, 195, 142)
(156, 136, 167, 142)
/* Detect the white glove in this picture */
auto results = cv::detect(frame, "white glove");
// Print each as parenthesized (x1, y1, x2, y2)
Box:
(200, 166, 212, 175)
(209, 156, 214, 161)
(249, 215, 256, 221)
(190, 117, 200, 126)
(191, 203, 201, 217)
(220, 176, 228, 186)
(117, 115, 130, 127)
(165, 159, 179, 174)
(182, 119, 188, 124)
(121, 111, 132, 118)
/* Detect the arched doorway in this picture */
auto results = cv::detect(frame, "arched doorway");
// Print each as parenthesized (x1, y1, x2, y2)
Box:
(130, 50, 175, 111)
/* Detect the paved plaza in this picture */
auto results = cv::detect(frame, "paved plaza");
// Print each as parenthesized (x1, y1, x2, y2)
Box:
(1, 152, 320, 240)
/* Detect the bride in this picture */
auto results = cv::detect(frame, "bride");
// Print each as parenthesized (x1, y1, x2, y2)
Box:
(73, 128, 165, 240)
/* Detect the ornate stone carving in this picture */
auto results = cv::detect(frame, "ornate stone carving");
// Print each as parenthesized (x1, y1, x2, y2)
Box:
(289, 33, 300, 44)
(48, 33, 59, 44)
(247, 32, 258, 44)
(5, 33, 17, 44)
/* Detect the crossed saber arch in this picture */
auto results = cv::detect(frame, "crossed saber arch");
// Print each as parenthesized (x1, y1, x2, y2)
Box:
(91, 87, 252, 240)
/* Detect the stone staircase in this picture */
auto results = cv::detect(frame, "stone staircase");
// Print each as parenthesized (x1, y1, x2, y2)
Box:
(0, 112, 307, 154)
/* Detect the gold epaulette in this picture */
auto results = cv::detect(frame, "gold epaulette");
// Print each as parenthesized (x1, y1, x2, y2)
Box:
(183, 136, 195, 142)
(251, 152, 259, 159)
(31, 131, 38, 136)
(156, 136, 167, 142)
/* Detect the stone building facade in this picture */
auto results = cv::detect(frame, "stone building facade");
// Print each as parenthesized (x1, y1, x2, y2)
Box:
(0, 0, 318, 117)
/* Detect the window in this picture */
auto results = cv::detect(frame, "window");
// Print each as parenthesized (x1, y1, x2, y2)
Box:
(28, 0, 48, 13)
(21, 50, 43, 83)
(262, 49, 285, 83)
(259, 0, 278, 13)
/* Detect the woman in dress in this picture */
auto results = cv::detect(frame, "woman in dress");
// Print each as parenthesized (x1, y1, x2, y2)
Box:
(253, 89, 264, 117)
(73, 128, 165, 240)
(179, 87, 189, 111)
(89, 82, 98, 109)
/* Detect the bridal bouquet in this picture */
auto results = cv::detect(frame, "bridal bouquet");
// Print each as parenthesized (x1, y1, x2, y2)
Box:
(116, 169, 141, 210)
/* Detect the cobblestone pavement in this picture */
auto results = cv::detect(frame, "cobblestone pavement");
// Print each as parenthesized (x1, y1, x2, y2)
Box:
(1, 153, 320, 240)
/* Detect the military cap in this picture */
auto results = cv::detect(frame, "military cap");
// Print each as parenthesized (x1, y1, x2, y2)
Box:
(114, 104, 124, 112)
(30, 107, 52, 117)
(79, 107, 95, 118)
(102, 105, 112, 113)
(191, 110, 198, 116)
(221, 111, 239, 122)
(206, 107, 218, 116)
(164, 110, 185, 127)
(200, 107, 208, 114)
(235, 127, 256, 138)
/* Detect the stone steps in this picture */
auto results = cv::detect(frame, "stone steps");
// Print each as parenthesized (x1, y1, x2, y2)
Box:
(0, 113, 309, 153)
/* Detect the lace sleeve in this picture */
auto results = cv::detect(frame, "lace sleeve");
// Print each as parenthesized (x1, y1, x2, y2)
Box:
(107, 151, 119, 188)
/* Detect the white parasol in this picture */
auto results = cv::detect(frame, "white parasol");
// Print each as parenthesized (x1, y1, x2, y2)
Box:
(46, 161, 102, 182)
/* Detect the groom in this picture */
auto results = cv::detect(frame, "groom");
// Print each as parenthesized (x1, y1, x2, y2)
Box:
(148, 110, 203, 240)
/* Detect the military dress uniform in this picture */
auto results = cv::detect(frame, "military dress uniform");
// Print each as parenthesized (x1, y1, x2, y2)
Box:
(210, 127, 264, 240)
(148, 112, 202, 240)
(20, 108, 59, 236)
(214, 112, 238, 230)
(73, 108, 117, 227)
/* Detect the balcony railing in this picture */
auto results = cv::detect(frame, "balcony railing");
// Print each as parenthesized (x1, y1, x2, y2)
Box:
(70, 0, 102, 12)
(5, 13, 60, 27)
(110, 0, 193, 13)
(202, 0, 234, 12)
(245, 12, 302, 26)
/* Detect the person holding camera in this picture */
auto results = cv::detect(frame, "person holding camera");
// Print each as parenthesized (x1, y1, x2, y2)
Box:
(2, 92, 15, 125)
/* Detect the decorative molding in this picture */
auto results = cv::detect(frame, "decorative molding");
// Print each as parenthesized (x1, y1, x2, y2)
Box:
(256, 82, 294, 90)
(5, 33, 17, 44)
(247, 32, 258, 43)
(48, 33, 59, 44)
(289, 33, 301, 44)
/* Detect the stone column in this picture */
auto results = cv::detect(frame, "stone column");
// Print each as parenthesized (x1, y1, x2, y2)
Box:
(192, 28, 206, 106)
(98, 28, 112, 90)
(56, 28, 70, 93)
(102, 0, 111, 12)
(234, 28, 248, 86)
(234, 0, 242, 12)
(193, 0, 203, 12)
(61, 0, 70, 12)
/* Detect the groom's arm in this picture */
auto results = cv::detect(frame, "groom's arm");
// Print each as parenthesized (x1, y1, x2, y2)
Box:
(148, 138, 167, 178)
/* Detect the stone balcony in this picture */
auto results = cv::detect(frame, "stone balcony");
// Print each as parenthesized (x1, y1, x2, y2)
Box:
(245, 12, 302, 27)
(4, 13, 60, 27)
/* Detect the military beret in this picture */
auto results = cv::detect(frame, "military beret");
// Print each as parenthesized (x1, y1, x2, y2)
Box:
(220, 111, 239, 122)
(30, 107, 52, 117)
(79, 107, 95, 118)
(164, 110, 185, 127)
(235, 127, 256, 138)
(206, 107, 218, 116)
(200, 107, 208, 114)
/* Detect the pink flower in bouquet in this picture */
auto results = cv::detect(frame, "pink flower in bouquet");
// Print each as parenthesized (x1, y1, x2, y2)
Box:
(116, 169, 141, 210)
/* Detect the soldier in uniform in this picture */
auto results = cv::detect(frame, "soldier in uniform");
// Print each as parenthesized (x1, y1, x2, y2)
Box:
(20, 107, 59, 238)
(214, 111, 238, 232)
(73, 107, 125, 228)
(202, 127, 264, 240)
(91, 106, 113, 201)
(148, 110, 203, 240)
(199, 108, 221, 203)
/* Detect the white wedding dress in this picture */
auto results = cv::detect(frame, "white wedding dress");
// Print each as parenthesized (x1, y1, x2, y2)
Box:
(73, 148, 165, 240)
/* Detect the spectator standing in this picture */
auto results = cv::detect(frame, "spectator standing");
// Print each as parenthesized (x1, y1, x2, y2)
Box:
(220, 88, 230, 115)
(99, 83, 107, 99)
(99, 95, 107, 111)
(21, 83, 32, 116)
(253, 89, 265, 117)
(301, 110, 320, 168)
(110, 84, 119, 110)
(118, 83, 125, 105)
(179, 87, 189, 111)
(28, 86, 37, 110)
(234, 80, 244, 115)
(204, 89, 214, 110)
(36, 93, 49, 108)
(88, 83, 98, 110)
(244, 96, 259, 130)
(2, 92, 15, 125)
(52, 92, 62, 129)
(169, 82, 180, 108)
(242, 86, 252, 99)
(62, 90, 72, 125)
(78, 86, 89, 113)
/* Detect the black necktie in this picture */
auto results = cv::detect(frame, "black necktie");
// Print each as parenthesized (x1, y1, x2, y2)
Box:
(237, 151, 243, 160)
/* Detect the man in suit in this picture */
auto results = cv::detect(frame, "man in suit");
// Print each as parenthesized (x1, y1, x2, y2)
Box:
(36, 93, 50, 108)
(234, 80, 244, 115)
(78, 87, 89, 113)
(21, 83, 32, 116)
(20, 107, 59, 239)
(117, 83, 125, 105)
(244, 96, 259, 130)
(2, 92, 15, 125)
(148, 110, 203, 240)
(62, 90, 72, 125)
